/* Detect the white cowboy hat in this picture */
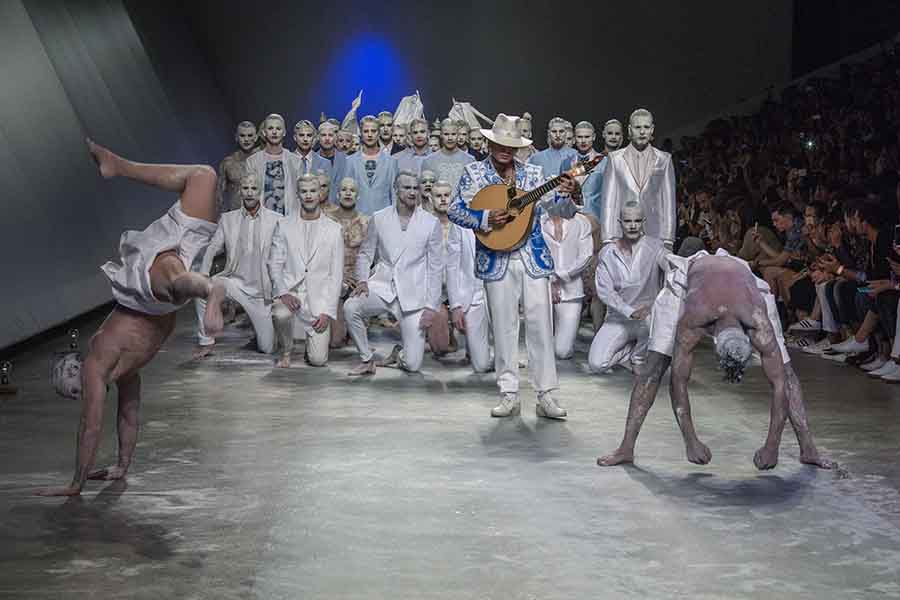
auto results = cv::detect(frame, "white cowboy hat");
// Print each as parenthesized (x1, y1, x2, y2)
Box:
(481, 113, 532, 148)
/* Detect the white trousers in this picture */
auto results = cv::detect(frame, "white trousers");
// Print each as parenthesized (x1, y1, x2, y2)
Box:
(343, 293, 425, 372)
(816, 281, 838, 333)
(195, 276, 275, 354)
(485, 258, 558, 394)
(271, 296, 331, 366)
(588, 317, 649, 373)
(461, 302, 492, 373)
(553, 299, 583, 359)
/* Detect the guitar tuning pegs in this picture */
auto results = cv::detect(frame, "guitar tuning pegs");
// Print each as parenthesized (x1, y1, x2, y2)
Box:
(0, 361, 16, 395)
(68, 329, 79, 350)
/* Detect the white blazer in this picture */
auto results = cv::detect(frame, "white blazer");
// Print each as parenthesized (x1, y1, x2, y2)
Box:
(246, 149, 304, 217)
(599, 145, 677, 246)
(267, 214, 344, 319)
(355, 206, 443, 313)
(541, 213, 594, 301)
(446, 223, 485, 312)
(200, 207, 282, 300)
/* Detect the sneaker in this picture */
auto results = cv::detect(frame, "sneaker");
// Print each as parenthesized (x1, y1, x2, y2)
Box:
(847, 350, 876, 367)
(881, 368, 900, 383)
(861, 356, 888, 372)
(491, 393, 520, 417)
(870, 361, 900, 378)
(803, 338, 832, 355)
(821, 352, 848, 363)
(786, 337, 812, 350)
(535, 392, 567, 420)
(828, 338, 868, 354)
(789, 319, 822, 332)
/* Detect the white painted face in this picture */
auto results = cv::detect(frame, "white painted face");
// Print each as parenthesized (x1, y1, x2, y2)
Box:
(457, 127, 469, 147)
(263, 118, 285, 146)
(440, 124, 459, 151)
(336, 132, 352, 152)
(619, 204, 645, 241)
(432, 184, 452, 213)
(548, 122, 567, 149)
(236, 124, 258, 152)
(420, 170, 436, 194)
(409, 122, 428, 149)
(318, 126, 336, 151)
(602, 122, 624, 150)
(574, 127, 595, 154)
(395, 174, 419, 210)
(339, 177, 358, 209)
(378, 115, 393, 142)
(293, 125, 315, 153)
(51, 351, 82, 400)
(629, 115, 654, 150)
(428, 136, 440, 152)
(517, 120, 533, 140)
(564, 128, 574, 148)
(350, 135, 360, 153)
(240, 175, 261, 209)
(361, 121, 379, 149)
(469, 129, 484, 151)
(318, 175, 330, 205)
(392, 124, 407, 146)
(298, 179, 321, 212)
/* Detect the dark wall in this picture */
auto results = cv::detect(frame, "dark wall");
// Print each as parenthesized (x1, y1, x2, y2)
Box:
(185, 0, 793, 142)
(0, 0, 232, 349)
(793, 0, 900, 77)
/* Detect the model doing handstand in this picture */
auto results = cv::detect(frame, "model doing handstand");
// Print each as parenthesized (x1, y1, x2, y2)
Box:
(37, 140, 227, 496)
(597, 251, 832, 470)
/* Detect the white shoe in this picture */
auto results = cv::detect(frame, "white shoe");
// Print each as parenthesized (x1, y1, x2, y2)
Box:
(803, 338, 832, 354)
(829, 338, 868, 354)
(870, 361, 900, 378)
(789, 319, 822, 332)
(881, 368, 900, 382)
(491, 393, 520, 417)
(861, 356, 888, 372)
(821, 352, 848, 363)
(536, 392, 567, 420)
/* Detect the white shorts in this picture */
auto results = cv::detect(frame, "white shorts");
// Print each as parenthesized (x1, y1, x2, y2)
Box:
(647, 251, 789, 363)
(101, 201, 216, 315)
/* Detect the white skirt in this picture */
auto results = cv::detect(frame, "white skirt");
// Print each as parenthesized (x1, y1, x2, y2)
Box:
(101, 201, 217, 315)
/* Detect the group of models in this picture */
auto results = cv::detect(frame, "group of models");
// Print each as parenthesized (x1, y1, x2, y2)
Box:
(38, 107, 831, 497)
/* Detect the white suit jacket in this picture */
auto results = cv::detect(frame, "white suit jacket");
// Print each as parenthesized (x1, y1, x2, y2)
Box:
(599, 145, 676, 246)
(267, 214, 344, 319)
(446, 222, 485, 312)
(294, 150, 333, 180)
(246, 149, 304, 217)
(541, 213, 594, 301)
(200, 207, 282, 300)
(355, 206, 443, 313)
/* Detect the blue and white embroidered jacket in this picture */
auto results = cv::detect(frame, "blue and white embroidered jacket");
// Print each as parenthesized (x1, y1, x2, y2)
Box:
(448, 158, 563, 281)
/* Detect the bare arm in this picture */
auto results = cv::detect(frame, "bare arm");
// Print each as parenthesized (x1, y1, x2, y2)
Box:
(267, 223, 289, 298)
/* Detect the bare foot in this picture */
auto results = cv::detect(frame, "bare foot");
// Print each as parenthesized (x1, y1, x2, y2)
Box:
(800, 452, 834, 469)
(192, 344, 214, 359)
(86, 138, 120, 179)
(597, 447, 634, 467)
(685, 439, 712, 465)
(378, 344, 402, 368)
(203, 281, 226, 337)
(275, 354, 291, 368)
(753, 445, 779, 470)
(35, 484, 82, 497)
(348, 361, 376, 376)
(87, 466, 126, 480)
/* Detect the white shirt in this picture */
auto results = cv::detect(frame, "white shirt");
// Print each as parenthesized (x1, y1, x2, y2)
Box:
(232, 207, 263, 297)
(297, 150, 314, 175)
(595, 235, 666, 319)
(541, 213, 593, 300)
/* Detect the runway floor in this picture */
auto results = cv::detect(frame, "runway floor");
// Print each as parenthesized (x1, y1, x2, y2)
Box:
(2, 306, 900, 599)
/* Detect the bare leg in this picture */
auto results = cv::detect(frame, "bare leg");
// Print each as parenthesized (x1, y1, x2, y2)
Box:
(784, 363, 833, 468)
(428, 306, 451, 356)
(597, 351, 671, 466)
(88, 373, 140, 481)
(668, 328, 712, 465)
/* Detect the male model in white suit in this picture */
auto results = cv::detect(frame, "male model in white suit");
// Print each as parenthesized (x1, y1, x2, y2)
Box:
(541, 207, 594, 359)
(193, 172, 283, 358)
(268, 174, 344, 368)
(446, 198, 492, 373)
(599, 109, 677, 249)
(589, 201, 666, 373)
(345, 170, 443, 375)
(245, 114, 304, 217)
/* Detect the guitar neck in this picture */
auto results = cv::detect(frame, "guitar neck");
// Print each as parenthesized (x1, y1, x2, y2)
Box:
(515, 174, 566, 208)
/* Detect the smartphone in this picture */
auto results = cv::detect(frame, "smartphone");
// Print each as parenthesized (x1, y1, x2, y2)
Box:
(859, 287, 873, 294)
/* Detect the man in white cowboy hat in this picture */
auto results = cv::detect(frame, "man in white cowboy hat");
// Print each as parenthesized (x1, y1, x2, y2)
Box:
(449, 114, 577, 419)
